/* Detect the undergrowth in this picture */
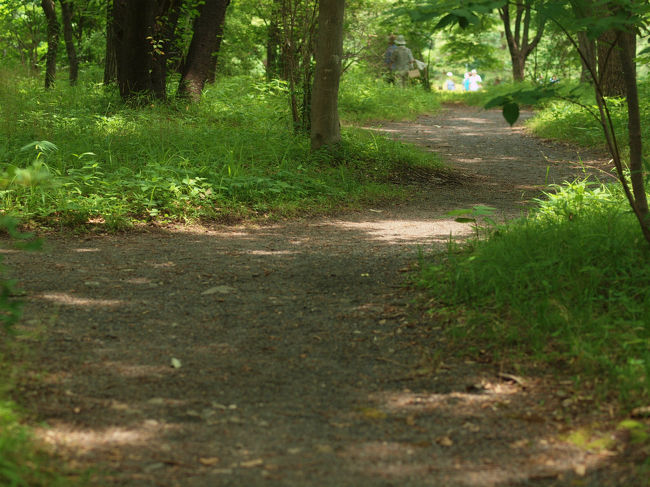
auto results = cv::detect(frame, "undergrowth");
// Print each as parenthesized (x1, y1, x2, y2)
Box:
(0, 68, 443, 230)
(417, 179, 650, 409)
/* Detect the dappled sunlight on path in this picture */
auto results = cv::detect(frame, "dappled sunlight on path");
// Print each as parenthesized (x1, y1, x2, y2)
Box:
(5, 105, 618, 486)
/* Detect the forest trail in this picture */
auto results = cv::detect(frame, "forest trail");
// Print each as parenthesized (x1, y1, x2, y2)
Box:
(6, 105, 627, 487)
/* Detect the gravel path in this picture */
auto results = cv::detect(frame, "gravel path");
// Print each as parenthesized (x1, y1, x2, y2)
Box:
(6, 106, 632, 487)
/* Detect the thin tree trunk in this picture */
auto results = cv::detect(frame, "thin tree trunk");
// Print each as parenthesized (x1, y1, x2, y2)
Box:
(60, 0, 78, 85)
(618, 31, 650, 242)
(104, 0, 117, 84)
(41, 0, 59, 89)
(310, 0, 345, 151)
(266, 1, 282, 80)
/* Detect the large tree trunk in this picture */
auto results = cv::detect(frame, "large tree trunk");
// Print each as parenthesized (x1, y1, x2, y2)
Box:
(598, 29, 626, 97)
(41, 0, 59, 89)
(177, 0, 231, 101)
(577, 30, 596, 83)
(60, 0, 78, 85)
(310, 0, 345, 151)
(112, 0, 157, 98)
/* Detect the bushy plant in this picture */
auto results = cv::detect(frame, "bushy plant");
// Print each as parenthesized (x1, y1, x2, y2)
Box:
(417, 179, 650, 407)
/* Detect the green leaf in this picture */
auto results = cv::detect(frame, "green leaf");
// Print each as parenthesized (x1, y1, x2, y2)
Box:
(484, 95, 509, 110)
(503, 102, 520, 126)
(454, 217, 476, 223)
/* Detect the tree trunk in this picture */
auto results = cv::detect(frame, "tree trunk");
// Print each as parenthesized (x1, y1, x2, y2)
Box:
(266, 2, 282, 80)
(41, 0, 59, 89)
(177, 0, 231, 101)
(618, 30, 650, 242)
(149, 0, 182, 97)
(577, 30, 596, 83)
(104, 0, 117, 84)
(60, 0, 78, 85)
(598, 29, 626, 97)
(310, 0, 345, 151)
(499, 1, 545, 82)
(112, 0, 156, 98)
(510, 52, 525, 82)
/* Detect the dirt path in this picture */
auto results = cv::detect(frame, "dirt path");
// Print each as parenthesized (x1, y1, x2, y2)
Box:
(6, 106, 630, 487)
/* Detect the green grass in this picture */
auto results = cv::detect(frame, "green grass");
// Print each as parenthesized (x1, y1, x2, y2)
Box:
(339, 69, 440, 123)
(0, 67, 444, 230)
(417, 179, 650, 408)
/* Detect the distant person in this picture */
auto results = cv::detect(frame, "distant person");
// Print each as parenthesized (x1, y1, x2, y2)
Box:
(463, 72, 470, 91)
(445, 72, 455, 91)
(390, 35, 415, 87)
(468, 69, 482, 91)
(383, 35, 397, 83)
(550, 75, 559, 84)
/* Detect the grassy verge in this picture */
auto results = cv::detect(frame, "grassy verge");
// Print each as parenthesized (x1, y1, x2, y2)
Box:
(0, 220, 79, 485)
(418, 77, 650, 410)
(417, 178, 650, 410)
(0, 68, 443, 231)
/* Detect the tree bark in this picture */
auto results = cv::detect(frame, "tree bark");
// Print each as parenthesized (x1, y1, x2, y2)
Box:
(41, 0, 59, 89)
(310, 0, 345, 151)
(177, 0, 231, 102)
(266, 1, 282, 80)
(598, 29, 626, 97)
(618, 30, 650, 242)
(577, 30, 596, 83)
(60, 0, 78, 85)
(112, 0, 158, 98)
(104, 0, 117, 84)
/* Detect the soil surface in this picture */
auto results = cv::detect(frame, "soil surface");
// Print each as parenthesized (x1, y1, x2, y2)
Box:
(4, 105, 641, 486)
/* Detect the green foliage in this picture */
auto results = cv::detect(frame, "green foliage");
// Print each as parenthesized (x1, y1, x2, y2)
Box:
(0, 69, 443, 229)
(339, 68, 440, 122)
(527, 80, 650, 160)
(0, 400, 80, 486)
(417, 179, 650, 407)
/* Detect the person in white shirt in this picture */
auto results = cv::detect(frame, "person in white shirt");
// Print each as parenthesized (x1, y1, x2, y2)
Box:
(468, 69, 482, 91)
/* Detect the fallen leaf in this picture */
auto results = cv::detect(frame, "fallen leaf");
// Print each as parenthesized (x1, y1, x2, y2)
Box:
(199, 457, 220, 466)
(574, 464, 587, 476)
(360, 407, 387, 420)
(436, 436, 453, 447)
(202, 285, 236, 295)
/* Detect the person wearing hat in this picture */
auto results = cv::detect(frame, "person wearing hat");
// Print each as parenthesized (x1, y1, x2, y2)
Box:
(390, 35, 415, 87)
(468, 68, 482, 91)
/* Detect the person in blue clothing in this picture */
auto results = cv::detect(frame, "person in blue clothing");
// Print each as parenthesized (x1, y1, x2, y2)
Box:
(445, 72, 455, 91)
(463, 72, 470, 91)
